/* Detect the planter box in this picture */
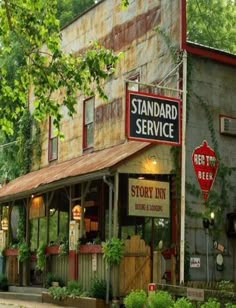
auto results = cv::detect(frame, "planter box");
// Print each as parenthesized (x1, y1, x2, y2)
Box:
(79, 244, 102, 254)
(45, 245, 59, 255)
(42, 292, 108, 308)
(4, 248, 18, 256)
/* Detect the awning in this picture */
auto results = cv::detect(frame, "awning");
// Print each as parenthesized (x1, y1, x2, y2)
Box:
(0, 141, 151, 203)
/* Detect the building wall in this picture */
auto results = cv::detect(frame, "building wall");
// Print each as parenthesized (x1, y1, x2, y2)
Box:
(36, 0, 180, 168)
(185, 55, 236, 281)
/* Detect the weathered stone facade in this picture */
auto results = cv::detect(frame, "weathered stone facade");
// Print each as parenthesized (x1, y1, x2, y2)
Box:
(38, 0, 180, 167)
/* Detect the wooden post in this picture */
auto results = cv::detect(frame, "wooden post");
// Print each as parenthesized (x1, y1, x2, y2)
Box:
(171, 254, 176, 285)
(153, 251, 162, 284)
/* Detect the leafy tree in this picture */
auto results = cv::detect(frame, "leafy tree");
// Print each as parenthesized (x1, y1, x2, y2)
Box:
(0, 0, 120, 136)
(187, 0, 236, 54)
(57, 0, 95, 27)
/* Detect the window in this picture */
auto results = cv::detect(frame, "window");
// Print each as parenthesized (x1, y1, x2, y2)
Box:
(127, 73, 140, 91)
(83, 97, 94, 149)
(48, 117, 58, 161)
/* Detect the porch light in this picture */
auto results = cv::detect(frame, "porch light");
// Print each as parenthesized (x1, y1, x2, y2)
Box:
(203, 212, 215, 229)
(1, 217, 8, 231)
(72, 205, 82, 221)
(149, 155, 157, 165)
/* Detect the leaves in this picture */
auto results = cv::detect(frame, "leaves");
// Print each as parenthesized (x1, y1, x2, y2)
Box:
(0, 0, 120, 135)
(102, 237, 124, 266)
(187, 0, 236, 54)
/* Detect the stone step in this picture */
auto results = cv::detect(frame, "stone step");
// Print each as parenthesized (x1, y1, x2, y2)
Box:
(0, 291, 43, 303)
(0, 286, 48, 303)
(9, 286, 47, 294)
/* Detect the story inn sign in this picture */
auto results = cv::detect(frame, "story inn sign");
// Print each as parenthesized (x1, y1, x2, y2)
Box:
(126, 90, 181, 145)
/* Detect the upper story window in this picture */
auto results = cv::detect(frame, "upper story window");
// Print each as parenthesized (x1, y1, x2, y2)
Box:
(83, 97, 94, 150)
(127, 73, 140, 91)
(48, 117, 58, 161)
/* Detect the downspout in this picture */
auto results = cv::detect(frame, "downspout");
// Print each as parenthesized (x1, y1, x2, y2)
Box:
(180, 50, 187, 284)
(103, 175, 114, 304)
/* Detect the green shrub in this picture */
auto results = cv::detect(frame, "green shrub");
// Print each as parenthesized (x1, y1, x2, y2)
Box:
(102, 237, 124, 265)
(67, 280, 83, 298)
(124, 289, 147, 308)
(45, 272, 65, 288)
(216, 280, 235, 292)
(200, 298, 220, 308)
(88, 277, 111, 300)
(0, 274, 8, 291)
(174, 297, 193, 308)
(147, 290, 174, 308)
(48, 286, 68, 301)
(225, 304, 236, 308)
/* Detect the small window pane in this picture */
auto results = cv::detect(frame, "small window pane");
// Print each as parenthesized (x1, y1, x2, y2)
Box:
(86, 123, 94, 147)
(50, 137, 58, 160)
(85, 99, 94, 124)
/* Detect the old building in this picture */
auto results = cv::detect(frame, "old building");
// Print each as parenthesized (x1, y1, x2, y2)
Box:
(0, 0, 235, 297)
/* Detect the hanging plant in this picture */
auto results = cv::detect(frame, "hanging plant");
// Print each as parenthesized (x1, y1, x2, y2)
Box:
(102, 237, 124, 266)
(36, 243, 46, 271)
(58, 240, 69, 257)
(18, 241, 30, 263)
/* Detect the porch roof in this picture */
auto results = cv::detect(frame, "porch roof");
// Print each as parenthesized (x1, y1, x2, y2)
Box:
(0, 141, 151, 203)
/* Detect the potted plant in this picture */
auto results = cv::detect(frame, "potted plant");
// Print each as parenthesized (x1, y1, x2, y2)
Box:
(45, 272, 65, 288)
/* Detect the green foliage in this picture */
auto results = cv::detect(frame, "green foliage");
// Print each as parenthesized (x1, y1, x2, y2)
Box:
(174, 297, 193, 308)
(187, 0, 236, 54)
(45, 272, 65, 288)
(48, 286, 68, 301)
(88, 277, 110, 300)
(16, 205, 25, 243)
(200, 298, 220, 308)
(226, 304, 236, 308)
(18, 241, 30, 262)
(57, 0, 94, 27)
(0, 0, 121, 136)
(123, 289, 147, 308)
(36, 243, 46, 271)
(0, 274, 8, 291)
(17, 110, 33, 175)
(147, 291, 174, 308)
(67, 280, 83, 298)
(216, 280, 235, 292)
(58, 239, 69, 256)
(102, 237, 124, 266)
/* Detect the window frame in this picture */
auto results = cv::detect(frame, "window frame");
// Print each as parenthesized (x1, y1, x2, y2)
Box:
(83, 97, 95, 150)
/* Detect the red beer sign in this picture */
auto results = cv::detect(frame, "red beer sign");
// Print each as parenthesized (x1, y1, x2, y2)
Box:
(192, 140, 218, 200)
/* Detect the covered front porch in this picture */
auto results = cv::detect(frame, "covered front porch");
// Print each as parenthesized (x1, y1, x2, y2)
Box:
(0, 141, 178, 296)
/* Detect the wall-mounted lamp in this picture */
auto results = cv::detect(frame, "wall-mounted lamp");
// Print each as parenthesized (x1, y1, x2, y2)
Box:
(149, 155, 157, 165)
(72, 205, 82, 221)
(1, 217, 8, 231)
(203, 212, 215, 229)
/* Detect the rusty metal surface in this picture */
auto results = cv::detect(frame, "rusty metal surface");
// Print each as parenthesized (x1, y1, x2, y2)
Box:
(0, 141, 150, 202)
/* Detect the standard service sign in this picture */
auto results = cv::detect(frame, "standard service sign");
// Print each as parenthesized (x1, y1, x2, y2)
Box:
(126, 90, 181, 145)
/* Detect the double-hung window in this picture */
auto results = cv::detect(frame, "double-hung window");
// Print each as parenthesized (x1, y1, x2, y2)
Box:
(83, 97, 94, 150)
(48, 117, 58, 161)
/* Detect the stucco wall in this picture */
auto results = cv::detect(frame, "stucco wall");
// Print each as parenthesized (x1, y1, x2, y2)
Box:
(185, 55, 236, 281)
(37, 0, 180, 168)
